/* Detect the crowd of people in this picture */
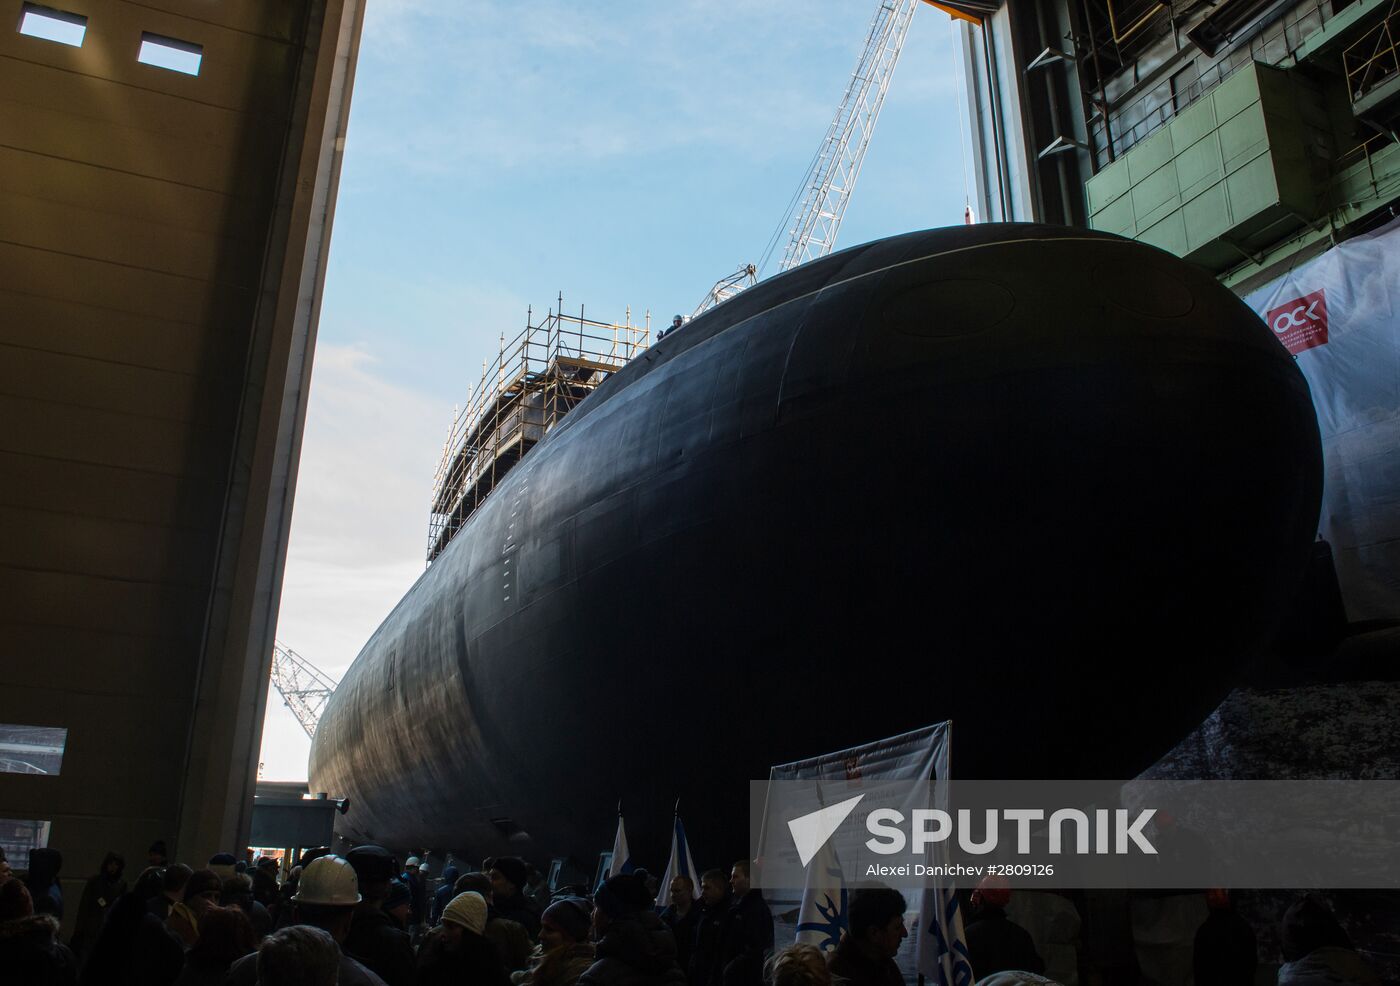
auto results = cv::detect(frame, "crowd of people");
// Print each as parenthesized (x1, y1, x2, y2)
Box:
(0, 840, 1383, 986)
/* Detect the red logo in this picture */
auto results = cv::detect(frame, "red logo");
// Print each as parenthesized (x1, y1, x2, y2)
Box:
(1265, 289, 1328, 355)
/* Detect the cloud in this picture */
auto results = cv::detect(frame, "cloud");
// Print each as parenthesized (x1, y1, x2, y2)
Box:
(347, 1, 882, 177)
(260, 344, 447, 779)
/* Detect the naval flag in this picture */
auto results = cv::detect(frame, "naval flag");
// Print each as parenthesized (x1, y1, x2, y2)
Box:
(608, 808, 634, 880)
(795, 837, 847, 953)
(918, 884, 974, 986)
(655, 809, 701, 910)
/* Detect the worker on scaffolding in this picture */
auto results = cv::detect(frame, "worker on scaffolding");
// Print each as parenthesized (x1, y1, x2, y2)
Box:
(659, 314, 683, 340)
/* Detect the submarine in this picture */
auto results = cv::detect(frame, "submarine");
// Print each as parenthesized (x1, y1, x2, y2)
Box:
(309, 224, 1322, 867)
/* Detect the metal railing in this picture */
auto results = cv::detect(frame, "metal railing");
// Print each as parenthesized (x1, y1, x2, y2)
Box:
(426, 302, 650, 563)
(1092, 0, 1330, 160)
(1344, 7, 1400, 100)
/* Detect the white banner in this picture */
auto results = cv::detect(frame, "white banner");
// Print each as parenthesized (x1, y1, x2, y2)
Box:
(763, 723, 970, 984)
(1242, 217, 1400, 621)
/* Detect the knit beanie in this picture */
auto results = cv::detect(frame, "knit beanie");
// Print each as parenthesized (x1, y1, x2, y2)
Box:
(442, 891, 487, 935)
(542, 897, 592, 942)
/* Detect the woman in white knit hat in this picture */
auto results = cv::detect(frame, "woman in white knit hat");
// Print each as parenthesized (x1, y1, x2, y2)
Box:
(417, 891, 511, 986)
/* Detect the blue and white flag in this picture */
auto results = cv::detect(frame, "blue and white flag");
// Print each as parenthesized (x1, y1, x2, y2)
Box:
(655, 811, 700, 909)
(917, 884, 974, 986)
(795, 838, 847, 953)
(608, 810, 634, 879)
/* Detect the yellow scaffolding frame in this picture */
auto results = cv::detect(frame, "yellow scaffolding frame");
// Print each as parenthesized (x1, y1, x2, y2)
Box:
(1344, 9, 1399, 103)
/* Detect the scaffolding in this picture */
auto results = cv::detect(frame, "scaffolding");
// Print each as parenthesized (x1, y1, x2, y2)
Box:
(427, 299, 651, 563)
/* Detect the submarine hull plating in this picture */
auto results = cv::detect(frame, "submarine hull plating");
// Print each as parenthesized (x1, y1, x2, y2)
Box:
(309, 226, 1322, 864)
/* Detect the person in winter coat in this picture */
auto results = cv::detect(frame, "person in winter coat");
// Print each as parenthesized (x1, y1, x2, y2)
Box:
(26, 846, 65, 920)
(514, 897, 596, 986)
(716, 862, 773, 986)
(1277, 895, 1380, 986)
(764, 944, 830, 986)
(1191, 889, 1256, 986)
(79, 890, 184, 986)
(225, 855, 386, 986)
(129, 866, 164, 910)
(0, 879, 78, 986)
(689, 870, 733, 986)
(491, 857, 543, 936)
(72, 851, 127, 961)
(459, 870, 534, 972)
(401, 857, 427, 932)
(166, 869, 223, 948)
(173, 905, 256, 986)
(256, 925, 344, 986)
(825, 889, 906, 986)
(145, 863, 191, 921)
(430, 865, 460, 927)
(577, 873, 687, 986)
(385, 880, 414, 931)
(659, 876, 702, 979)
(251, 857, 281, 909)
(418, 892, 510, 986)
(526, 865, 552, 912)
(344, 845, 417, 986)
(964, 878, 1044, 978)
(220, 873, 272, 937)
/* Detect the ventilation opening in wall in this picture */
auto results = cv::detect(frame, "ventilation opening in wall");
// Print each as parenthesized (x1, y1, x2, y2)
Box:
(0, 725, 67, 775)
(138, 32, 203, 75)
(0, 819, 52, 864)
(17, 4, 87, 47)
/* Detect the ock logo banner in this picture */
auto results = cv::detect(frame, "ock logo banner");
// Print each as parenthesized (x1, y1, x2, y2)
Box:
(1266, 289, 1328, 354)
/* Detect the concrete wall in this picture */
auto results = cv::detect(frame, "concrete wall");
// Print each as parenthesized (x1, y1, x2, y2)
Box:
(0, 0, 362, 930)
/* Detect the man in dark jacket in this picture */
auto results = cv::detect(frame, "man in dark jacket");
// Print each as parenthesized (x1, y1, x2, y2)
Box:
(826, 888, 907, 986)
(0, 880, 77, 986)
(71, 851, 126, 961)
(227, 855, 386, 986)
(401, 857, 426, 932)
(688, 870, 732, 986)
(1192, 889, 1256, 986)
(964, 878, 1044, 978)
(429, 865, 459, 927)
(490, 856, 542, 936)
(145, 863, 191, 921)
(344, 845, 417, 986)
(457, 870, 533, 973)
(717, 861, 772, 986)
(222, 873, 273, 937)
(578, 874, 687, 986)
(26, 847, 64, 920)
(251, 856, 281, 909)
(659, 875, 702, 978)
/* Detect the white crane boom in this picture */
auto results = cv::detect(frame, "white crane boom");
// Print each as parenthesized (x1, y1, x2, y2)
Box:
(694, 0, 920, 318)
(777, 0, 919, 272)
(269, 641, 339, 740)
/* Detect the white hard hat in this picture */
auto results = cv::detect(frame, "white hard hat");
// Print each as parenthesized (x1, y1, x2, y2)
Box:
(405, 856, 421, 868)
(291, 855, 361, 906)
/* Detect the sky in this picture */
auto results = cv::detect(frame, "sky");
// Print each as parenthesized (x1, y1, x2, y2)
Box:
(259, 0, 971, 780)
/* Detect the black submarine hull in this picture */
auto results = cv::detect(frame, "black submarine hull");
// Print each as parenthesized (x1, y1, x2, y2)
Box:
(309, 225, 1322, 867)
